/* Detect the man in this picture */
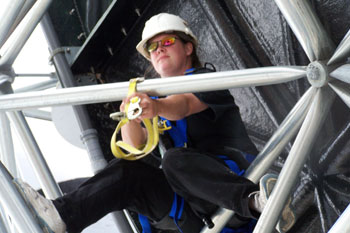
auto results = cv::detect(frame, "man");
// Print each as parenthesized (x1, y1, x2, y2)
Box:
(14, 13, 295, 233)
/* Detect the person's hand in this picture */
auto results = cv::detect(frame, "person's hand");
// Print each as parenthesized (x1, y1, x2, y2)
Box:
(121, 93, 158, 121)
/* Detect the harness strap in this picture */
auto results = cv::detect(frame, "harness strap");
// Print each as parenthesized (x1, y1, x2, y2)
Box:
(169, 193, 185, 233)
(217, 155, 245, 176)
(138, 214, 152, 233)
(159, 116, 187, 148)
(110, 78, 159, 160)
(161, 118, 187, 232)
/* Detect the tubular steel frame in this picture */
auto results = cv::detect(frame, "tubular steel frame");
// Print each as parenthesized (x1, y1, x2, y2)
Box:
(0, 0, 350, 233)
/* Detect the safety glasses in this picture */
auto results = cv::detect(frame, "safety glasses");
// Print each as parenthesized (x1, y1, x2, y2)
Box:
(146, 36, 178, 53)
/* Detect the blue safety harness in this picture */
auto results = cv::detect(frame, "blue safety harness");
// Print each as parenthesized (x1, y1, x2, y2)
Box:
(160, 116, 187, 148)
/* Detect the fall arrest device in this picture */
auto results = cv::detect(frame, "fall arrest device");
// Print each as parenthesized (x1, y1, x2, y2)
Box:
(110, 77, 162, 160)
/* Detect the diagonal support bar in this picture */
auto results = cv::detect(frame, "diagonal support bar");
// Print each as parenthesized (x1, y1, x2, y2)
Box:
(274, 0, 335, 62)
(0, 161, 44, 233)
(0, 0, 25, 48)
(7, 110, 62, 199)
(253, 86, 335, 233)
(245, 86, 316, 182)
(0, 112, 18, 177)
(329, 64, 350, 84)
(0, 66, 306, 111)
(0, 0, 52, 70)
(328, 204, 350, 233)
(329, 80, 350, 108)
(328, 30, 350, 65)
(0, 206, 10, 233)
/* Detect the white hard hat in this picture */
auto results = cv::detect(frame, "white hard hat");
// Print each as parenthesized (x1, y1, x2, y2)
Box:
(136, 13, 198, 60)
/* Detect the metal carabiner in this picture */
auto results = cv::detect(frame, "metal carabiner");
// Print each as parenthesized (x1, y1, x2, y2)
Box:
(127, 96, 142, 120)
(109, 111, 126, 121)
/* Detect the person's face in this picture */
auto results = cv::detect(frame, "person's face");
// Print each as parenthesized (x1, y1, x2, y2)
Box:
(148, 33, 193, 77)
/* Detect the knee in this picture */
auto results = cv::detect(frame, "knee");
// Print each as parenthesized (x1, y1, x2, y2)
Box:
(162, 147, 189, 176)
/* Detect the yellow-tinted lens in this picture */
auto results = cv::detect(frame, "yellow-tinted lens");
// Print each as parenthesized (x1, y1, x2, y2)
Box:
(147, 42, 158, 53)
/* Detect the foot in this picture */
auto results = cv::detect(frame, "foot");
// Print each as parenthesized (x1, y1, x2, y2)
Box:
(13, 179, 66, 233)
(251, 174, 296, 233)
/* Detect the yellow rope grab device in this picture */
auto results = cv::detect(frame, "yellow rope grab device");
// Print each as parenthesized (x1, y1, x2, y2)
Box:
(110, 78, 170, 160)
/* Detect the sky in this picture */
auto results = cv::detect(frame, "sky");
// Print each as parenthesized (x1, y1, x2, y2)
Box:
(1, 3, 119, 232)
(0, 1, 93, 185)
(11, 26, 94, 190)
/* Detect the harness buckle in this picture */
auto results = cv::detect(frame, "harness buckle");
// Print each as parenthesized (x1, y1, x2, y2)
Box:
(158, 119, 172, 133)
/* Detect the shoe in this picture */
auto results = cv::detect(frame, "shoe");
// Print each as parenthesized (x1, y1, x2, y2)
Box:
(251, 174, 296, 233)
(13, 179, 66, 233)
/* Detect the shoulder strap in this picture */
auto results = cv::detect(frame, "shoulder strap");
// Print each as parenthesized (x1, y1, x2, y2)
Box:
(185, 63, 216, 75)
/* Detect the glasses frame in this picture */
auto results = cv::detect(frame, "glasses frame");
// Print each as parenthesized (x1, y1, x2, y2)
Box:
(145, 36, 179, 54)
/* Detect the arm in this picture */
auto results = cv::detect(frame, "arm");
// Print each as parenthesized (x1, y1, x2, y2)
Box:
(121, 120, 147, 148)
(125, 92, 208, 121)
(119, 99, 147, 148)
(120, 92, 208, 147)
(156, 94, 208, 120)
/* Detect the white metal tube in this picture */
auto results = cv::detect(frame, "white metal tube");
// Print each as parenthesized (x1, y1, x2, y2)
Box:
(7, 111, 62, 199)
(329, 80, 350, 109)
(200, 87, 316, 233)
(253, 86, 335, 233)
(274, 0, 335, 62)
(0, 66, 306, 111)
(14, 79, 57, 93)
(0, 0, 25, 48)
(329, 64, 350, 84)
(22, 109, 52, 121)
(328, 30, 350, 65)
(245, 86, 316, 182)
(328, 204, 350, 233)
(0, 206, 10, 233)
(8, 0, 37, 40)
(0, 112, 18, 177)
(0, 162, 44, 233)
(15, 73, 54, 77)
(0, 0, 53, 69)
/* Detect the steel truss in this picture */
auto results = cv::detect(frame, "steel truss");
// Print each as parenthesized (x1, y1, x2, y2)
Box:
(0, 0, 349, 233)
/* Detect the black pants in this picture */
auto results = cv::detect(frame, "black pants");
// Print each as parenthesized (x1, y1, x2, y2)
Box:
(53, 147, 258, 233)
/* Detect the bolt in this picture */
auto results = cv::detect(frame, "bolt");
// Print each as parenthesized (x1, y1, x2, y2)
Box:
(90, 66, 95, 74)
(108, 47, 114, 56)
(77, 32, 85, 40)
(121, 27, 127, 36)
(306, 61, 329, 88)
(307, 64, 320, 80)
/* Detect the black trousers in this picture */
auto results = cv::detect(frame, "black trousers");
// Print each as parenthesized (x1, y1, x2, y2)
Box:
(53, 147, 258, 233)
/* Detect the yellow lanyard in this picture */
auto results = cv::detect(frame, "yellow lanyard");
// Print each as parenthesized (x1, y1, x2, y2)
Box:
(110, 78, 159, 160)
